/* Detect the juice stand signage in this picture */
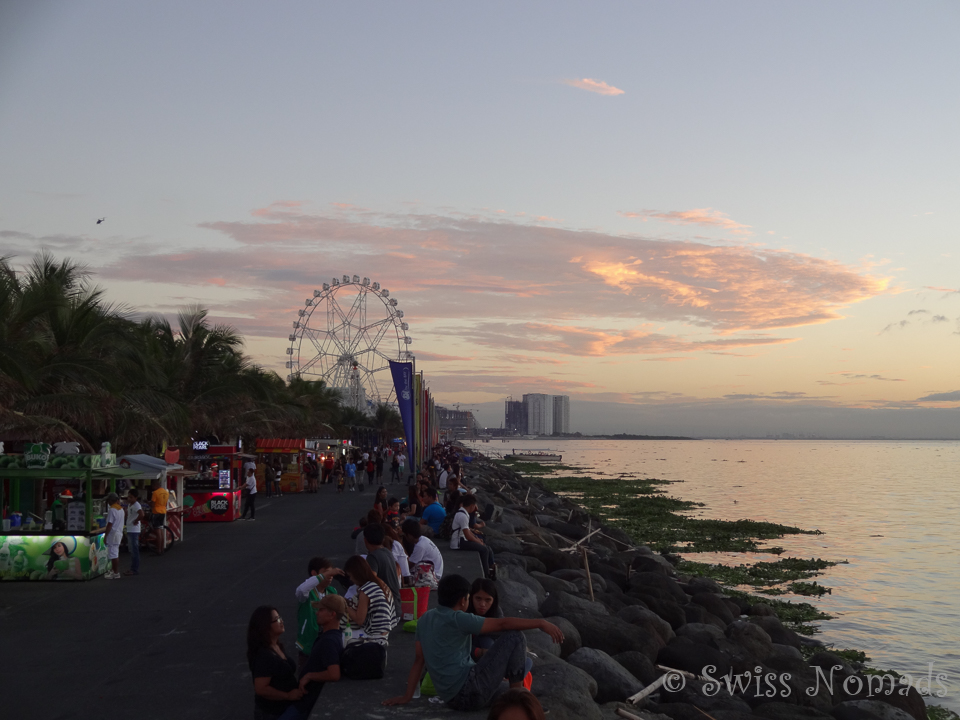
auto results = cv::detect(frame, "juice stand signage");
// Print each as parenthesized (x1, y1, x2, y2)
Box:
(181, 491, 240, 522)
(0, 534, 107, 581)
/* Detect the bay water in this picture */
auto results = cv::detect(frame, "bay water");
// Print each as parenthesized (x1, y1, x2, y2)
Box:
(467, 438, 960, 711)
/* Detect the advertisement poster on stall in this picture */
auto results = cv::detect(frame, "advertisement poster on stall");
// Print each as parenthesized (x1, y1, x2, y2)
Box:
(182, 490, 240, 522)
(0, 534, 107, 581)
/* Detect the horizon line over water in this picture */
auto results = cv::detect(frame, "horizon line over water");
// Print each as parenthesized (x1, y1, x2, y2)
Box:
(466, 437, 960, 712)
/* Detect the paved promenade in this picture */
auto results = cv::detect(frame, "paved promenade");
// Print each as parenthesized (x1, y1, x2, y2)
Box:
(0, 484, 484, 719)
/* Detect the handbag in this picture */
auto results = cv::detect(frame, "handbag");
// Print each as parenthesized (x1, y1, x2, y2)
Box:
(412, 562, 439, 590)
(340, 640, 387, 680)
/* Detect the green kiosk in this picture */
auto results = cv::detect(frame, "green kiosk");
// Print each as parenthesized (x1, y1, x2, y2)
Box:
(0, 442, 142, 581)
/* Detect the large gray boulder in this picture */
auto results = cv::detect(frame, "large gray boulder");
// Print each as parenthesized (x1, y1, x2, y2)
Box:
(484, 530, 524, 555)
(677, 622, 725, 644)
(521, 544, 583, 573)
(531, 570, 579, 595)
(692, 592, 737, 625)
(498, 551, 547, 574)
(552, 568, 609, 593)
(498, 579, 542, 618)
(613, 650, 659, 685)
(525, 627, 561, 657)
(567, 647, 644, 703)
(567, 610, 662, 660)
(540, 590, 610, 618)
(726, 619, 774, 661)
(657, 636, 733, 679)
(750, 615, 802, 649)
(500, 564, 547, 606)
(617, 605, 675, 644)
(546, 615, 582, 659)
(531, 652, 602, 720)
(629, 572, 689, 603)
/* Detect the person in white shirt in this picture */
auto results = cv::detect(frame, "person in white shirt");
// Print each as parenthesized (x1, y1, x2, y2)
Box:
(450, 495, 495, 579)
(437, 465, 449, 490)
(402, 519, 443, 579)
(124, 488, 144, 576)
(103, 492, 126, 579)
(241, 467, 258, 520)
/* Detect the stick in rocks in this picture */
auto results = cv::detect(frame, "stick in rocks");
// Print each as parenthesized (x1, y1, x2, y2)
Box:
(626, 674, 666, 705)
(581, 547, 595, 602)
(616, 709, 645, 720)
(524, 487, 531, 505)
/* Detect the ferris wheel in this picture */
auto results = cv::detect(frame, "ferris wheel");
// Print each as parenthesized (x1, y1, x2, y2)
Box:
(286, 275, 413, 409)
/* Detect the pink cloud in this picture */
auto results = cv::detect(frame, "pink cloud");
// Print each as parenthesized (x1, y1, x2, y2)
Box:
(562, 78, 625, 96)
(620, 208, 752, 234)
(74, 206, 891, 368)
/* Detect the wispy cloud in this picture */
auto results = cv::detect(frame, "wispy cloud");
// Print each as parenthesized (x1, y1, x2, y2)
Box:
(562, 78, 625, 96)
(907, 309, 929, 315)
(879, 320, 910, 333)
(830, 372, 906, 382)
(619, 208, 752, 235)
(932, 315, 949, 323)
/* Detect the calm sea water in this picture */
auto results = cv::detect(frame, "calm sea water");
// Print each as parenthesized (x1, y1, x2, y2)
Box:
(466, 438, 960, 711)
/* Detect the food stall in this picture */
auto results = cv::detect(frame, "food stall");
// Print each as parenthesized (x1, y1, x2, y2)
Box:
(117, 454, 188, 547)
(172, 442, 253, 522)
(254, 439, 305, 494)
(0, 442, 140, 581)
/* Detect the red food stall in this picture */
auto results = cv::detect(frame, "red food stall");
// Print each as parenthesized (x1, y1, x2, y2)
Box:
(173, 442, 254, 522)
(254, 439, 305, 494)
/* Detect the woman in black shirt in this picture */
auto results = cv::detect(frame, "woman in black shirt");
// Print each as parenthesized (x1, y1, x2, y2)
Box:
(247, 605, 303, 719)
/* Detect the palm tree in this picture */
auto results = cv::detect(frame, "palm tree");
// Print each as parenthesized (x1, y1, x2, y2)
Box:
(371, 403, 404, 446)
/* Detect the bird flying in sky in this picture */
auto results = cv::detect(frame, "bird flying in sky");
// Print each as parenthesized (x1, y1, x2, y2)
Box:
(96, 217, 106, 224)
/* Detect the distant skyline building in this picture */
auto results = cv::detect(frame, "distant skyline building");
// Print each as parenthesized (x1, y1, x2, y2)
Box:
(504, 399, 526, 434)
(553, 395, 570, 434)
(522, 393, 554, 435)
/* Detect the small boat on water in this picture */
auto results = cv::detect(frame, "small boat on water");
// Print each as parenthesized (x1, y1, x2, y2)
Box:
(505, 450, 562, 462)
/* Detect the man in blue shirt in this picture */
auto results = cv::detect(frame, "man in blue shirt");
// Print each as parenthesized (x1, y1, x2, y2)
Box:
(345, 460, 357, 491)
(383, 574, 564, 711)
(419, 487, 446, 534)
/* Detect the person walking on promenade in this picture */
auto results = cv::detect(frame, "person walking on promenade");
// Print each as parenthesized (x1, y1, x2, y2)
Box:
(335, 464, 345, 494)
(390, 453, 401, 484)
(322, 454, 335, 484)
(103, 492, 125, 579)
(376, 451, 385, 481)
(382, 574, 563, 711)
(264, 461, 275, 498)
(294, 557, 340, 671)
(247, 606, 303, 719)
(365, 457, 376, 487)
(345, 459, 357, 491)
(398, 451, 406, 481)
(124, 489, 144, 576)
(241, 467, 258, 520)
(452, 495, 495, 580)
(272, 460, 283, 497)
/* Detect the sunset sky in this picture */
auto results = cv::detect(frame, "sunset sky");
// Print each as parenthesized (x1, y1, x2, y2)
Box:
(2, 2, 958, 437)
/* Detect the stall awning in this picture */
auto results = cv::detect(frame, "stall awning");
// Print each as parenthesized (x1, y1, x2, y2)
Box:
(118, 454, 184, 480)
(255, 438, 305, 451)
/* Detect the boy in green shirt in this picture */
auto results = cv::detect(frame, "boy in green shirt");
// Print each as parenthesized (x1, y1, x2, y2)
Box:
(294, 557, 340, 670)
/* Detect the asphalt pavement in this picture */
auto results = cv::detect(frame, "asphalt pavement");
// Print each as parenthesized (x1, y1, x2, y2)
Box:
(0, 481, 484, 720)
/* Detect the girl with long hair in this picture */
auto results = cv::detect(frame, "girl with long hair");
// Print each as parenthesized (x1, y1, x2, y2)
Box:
(380, 523, 410, 583)
(343, 555, 395, 643)
(246, 605, 303, 718)
(468, 578, 503, 659)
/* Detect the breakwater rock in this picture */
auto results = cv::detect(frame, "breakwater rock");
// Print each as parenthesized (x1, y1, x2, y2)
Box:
(461, 456, 928, 720)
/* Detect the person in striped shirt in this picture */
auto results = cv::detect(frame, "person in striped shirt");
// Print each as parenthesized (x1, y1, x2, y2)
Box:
(343, 555, 395, 644)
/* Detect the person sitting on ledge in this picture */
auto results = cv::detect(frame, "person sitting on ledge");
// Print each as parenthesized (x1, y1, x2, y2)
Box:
(382, 574, 563, 712)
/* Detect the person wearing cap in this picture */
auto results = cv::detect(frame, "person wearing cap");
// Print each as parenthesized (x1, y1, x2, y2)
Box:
(294, 557, 340, 671)
(294, 594, 346, 716)
(104, 492, 125, 579)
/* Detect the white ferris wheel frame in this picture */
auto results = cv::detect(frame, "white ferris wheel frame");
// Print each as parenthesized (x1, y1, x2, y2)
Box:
(286, 275, 413, 405)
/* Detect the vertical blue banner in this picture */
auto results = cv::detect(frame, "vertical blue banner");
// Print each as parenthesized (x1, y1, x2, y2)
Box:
(389, 360, 415, 460)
